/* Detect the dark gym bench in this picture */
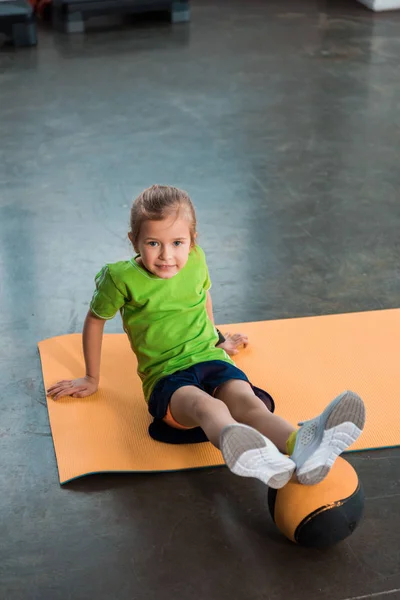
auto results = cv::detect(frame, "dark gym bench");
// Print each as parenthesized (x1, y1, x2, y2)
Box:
(0, 0, 37, 46)
(52, 0, 190, 34)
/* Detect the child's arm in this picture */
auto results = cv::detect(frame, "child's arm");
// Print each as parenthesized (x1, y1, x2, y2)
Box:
(206, 291, 249, 356)
(47, 311, 105, 400)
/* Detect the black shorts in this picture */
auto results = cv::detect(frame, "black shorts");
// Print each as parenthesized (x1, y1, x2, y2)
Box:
(148, 360, 275, 420)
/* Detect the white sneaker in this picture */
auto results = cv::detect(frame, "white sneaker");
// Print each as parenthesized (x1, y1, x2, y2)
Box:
(291, 390, 366, 485)
(220, 423, 296, 489)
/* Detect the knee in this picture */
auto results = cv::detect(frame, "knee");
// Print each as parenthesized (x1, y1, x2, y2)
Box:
(229, 394, 266, 424)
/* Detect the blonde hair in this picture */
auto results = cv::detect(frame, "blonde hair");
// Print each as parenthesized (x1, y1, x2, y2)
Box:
(129, 185, 197, 248)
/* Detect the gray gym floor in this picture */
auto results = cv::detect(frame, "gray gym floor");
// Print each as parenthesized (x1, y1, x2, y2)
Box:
(1, 1, 400, 599)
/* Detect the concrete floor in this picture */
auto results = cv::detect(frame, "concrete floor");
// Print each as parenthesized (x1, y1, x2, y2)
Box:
(1, 0, 400, 598)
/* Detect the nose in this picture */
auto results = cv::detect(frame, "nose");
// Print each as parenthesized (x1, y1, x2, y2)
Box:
(159, 245, 172, 261)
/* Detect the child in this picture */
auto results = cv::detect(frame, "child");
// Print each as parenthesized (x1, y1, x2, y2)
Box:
(47, 185, 366, 489)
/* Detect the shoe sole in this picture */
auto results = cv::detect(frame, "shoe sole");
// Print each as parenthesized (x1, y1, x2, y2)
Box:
(294, 391, 366, 485)
(220, 424, 296, 489)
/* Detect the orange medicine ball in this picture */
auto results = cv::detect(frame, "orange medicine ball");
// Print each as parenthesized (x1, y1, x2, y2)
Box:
(268, 457, 365, 548)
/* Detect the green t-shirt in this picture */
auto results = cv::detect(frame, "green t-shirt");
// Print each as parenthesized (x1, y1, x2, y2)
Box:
(90, 245, 234, 401)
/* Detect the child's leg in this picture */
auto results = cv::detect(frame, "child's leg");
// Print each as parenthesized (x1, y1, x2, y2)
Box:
(169, 385, 295, 488)
(169, 385, 236, 448)
(215, 380, 295, 452)
(216, 380, 365, 485)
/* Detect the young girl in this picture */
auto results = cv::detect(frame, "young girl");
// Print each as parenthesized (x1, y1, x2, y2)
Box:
(48, 185, 366, 489)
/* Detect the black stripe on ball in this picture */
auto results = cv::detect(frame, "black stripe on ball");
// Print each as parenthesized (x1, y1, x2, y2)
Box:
(294, 482, 365, 548)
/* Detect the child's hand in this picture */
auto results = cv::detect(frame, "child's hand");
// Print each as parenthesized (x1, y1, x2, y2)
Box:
(47, 375, 98, 400)
(217, 332, 249, 356)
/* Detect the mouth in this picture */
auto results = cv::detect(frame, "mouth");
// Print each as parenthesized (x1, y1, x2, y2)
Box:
(156, 265, 176, 270)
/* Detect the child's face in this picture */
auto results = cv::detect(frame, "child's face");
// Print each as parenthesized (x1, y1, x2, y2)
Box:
(133, 216, 194, 279)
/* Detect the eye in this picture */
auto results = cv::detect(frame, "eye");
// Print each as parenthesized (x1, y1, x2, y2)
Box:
(173, 241, 183, 247)
(147, 241, 158, 247)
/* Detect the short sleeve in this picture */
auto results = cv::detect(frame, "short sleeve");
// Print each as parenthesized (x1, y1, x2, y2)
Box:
(195, 245, 211, 291)
(203, 262, 211, 291)
(90, 265, 126, 320)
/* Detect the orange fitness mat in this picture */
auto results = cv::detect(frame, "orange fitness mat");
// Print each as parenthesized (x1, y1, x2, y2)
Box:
(38, 309, 400, 485)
